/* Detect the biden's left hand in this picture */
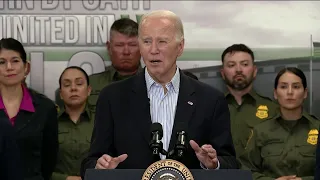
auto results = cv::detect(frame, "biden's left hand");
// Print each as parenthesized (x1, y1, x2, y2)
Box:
(190, 140, 218, 169)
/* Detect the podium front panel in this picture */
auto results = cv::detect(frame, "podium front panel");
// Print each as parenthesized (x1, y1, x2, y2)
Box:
(85, 169, 253, 180)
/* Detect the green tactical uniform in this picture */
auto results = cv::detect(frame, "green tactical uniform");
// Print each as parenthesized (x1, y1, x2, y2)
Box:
(55, 65, 142, 110)
(226, 90, 278, 157)
(88, 65, 142, 114)
(52, 104, 94, 180)
(240, 111, 320, 180)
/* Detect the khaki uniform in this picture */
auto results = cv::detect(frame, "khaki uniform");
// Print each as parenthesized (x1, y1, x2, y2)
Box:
(240, 111, 320, 180)
(52, 104, 94, 180)
(226, 91, 278, 157)
(87, 65, 142, 115)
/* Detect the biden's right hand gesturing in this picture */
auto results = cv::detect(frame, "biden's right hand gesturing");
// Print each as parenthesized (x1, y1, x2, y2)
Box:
(95, 154, 128, 169)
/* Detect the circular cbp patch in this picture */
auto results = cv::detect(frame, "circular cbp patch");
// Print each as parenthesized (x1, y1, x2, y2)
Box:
(142, 159, 194, 180)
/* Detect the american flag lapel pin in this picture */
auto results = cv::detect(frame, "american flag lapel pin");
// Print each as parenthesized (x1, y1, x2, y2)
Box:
(187, 101, 193, 106)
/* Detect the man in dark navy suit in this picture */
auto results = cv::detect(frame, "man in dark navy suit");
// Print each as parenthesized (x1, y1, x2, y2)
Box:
(81, 10, 237, 178)
(0, 119, 23, 180)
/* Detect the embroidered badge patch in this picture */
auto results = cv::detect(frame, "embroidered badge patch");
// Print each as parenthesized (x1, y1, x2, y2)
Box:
(307, 129, 318, 145)
(256, 105, 268, 119)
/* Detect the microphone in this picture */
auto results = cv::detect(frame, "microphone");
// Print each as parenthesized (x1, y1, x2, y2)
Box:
(167, 124, 188, 161)
(149, 123, 165, 157)
(175, 130, 187, 159)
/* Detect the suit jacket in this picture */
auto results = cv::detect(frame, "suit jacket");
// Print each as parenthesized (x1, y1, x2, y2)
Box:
(0, 89, 59, 180)
(316, 127, 320, 180)
(81, 69, 237, 177)
(0, 118, 23, 180)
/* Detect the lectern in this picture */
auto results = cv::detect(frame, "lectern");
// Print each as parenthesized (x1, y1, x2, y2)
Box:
(85, 169, 253, 180)
(84, 159, 252, 180)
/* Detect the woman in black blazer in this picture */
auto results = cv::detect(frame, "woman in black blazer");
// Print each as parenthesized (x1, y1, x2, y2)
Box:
(0, 118, 23, 180)
(0, 38, 58, 180)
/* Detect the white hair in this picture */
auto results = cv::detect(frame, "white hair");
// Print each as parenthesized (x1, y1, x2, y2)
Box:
(138, 10, 184, 42)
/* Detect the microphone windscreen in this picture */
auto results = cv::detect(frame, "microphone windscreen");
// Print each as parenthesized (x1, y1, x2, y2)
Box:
(151, 122, 163, 136)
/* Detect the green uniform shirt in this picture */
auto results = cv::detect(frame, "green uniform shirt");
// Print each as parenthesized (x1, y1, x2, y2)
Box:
(52, 105, 94, 180)
(240, 111, 320, 180)
(87, 65, 142, 114)
(55, 65, 142, 109)
(226, 91, 278, 157)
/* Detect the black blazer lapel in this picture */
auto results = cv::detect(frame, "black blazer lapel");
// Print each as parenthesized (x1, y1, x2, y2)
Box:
(168, 72, 196, 152)
(14, 111, 34, 133)
(0, 110, 9, 124)
(0, 105, 36, 133)
(131, 69, 152, 145)
(14, 89, 41, 133)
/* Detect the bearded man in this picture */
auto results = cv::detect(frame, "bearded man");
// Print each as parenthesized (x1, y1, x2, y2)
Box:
(220, 44, 278, 159)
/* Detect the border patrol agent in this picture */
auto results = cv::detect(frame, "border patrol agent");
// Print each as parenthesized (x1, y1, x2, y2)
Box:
(220, 44, 278, 158)
(52, 66, 94, 180)
(240, 67, 319, 180)
(88, 65, 142, 114)
(53, 105, 94, 180)
(240, 111, 319, 180)
(56, 18, 142, 112)
(226, 91, 278, 157)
